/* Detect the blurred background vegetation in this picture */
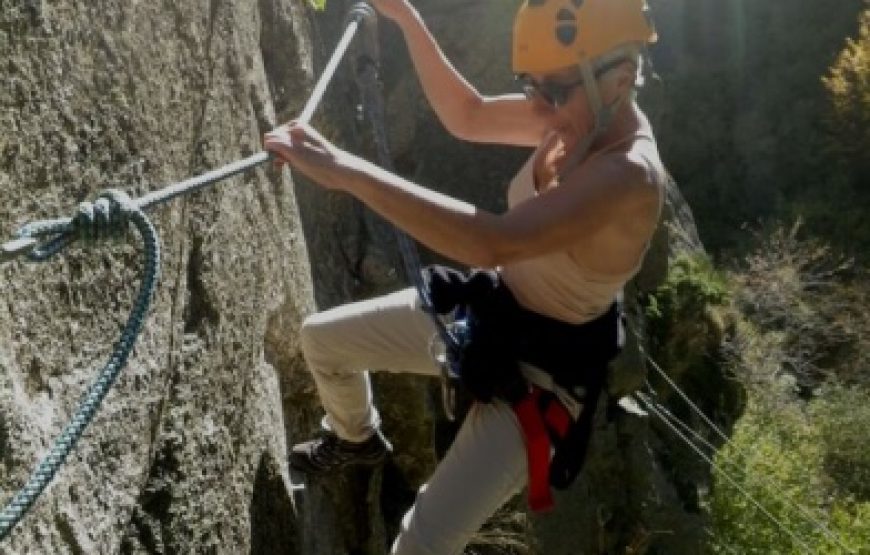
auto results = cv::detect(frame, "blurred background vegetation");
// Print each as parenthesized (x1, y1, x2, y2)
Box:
(648, 0, 868, 259)
(645, 1, 870, 551)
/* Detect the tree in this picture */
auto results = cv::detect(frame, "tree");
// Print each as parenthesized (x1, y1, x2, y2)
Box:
(824, 7, 870, 159)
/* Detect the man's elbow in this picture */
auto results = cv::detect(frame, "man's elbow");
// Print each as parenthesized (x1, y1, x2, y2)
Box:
(478, 233, 528, 269)
(460, 244, 500, 269)
(457, 233, 509, 269)
(442, 96, 484, 142)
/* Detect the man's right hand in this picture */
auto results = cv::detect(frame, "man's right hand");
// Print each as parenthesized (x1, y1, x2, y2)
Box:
(369, 0, 416, 24)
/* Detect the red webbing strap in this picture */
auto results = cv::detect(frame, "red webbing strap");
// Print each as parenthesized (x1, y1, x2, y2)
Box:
(512, 386, 573, 512)
(513, 387, 552, 512)
(544, 396, 571, 438)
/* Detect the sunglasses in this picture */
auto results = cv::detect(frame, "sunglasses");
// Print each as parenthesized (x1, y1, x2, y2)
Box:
(517, 58, 634, 107)
(518, 74, 585, 107)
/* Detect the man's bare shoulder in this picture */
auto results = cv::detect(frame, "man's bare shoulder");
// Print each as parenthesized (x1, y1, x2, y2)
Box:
(561, 146, 661, 209)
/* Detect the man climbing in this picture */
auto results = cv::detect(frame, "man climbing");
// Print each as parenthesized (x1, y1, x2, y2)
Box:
(264, 0, 665, 553)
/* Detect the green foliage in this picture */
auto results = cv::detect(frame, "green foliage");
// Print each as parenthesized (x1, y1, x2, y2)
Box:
(708, 383, 870, 554)
(813, 384, 870, 501)
(644, 254, 739, 418)
(730, 222, 862, 389)
(307, 0, 327, 10)
(637, 3, 870, 551)
(824, 8, 870, 161)
(810, 7, 870, 260)
(645, 254, 730, 373)
(646, 254, 729, 325)
(708, 228, 870, 553)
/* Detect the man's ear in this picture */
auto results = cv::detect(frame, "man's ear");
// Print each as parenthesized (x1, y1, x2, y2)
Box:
(616, 62, 637, 93)
(599, 62, 635, 100)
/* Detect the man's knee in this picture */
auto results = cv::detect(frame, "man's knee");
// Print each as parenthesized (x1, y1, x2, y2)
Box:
(299, 313, 320, 353)
(299, 311, 343, 371)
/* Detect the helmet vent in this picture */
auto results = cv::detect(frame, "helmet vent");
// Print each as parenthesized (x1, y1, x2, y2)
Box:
(555, 7, 577, 21)
(555, 8, 578, 46)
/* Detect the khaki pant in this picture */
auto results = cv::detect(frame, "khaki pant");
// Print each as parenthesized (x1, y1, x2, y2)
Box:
(299, 288, 528, 555)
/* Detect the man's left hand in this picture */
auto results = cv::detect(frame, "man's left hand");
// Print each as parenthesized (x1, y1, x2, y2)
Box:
(264, 121, 356, 191)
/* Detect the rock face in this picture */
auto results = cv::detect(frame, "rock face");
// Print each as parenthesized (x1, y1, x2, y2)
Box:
(0, 0, 322, 553)
(0, 1, 729, 554)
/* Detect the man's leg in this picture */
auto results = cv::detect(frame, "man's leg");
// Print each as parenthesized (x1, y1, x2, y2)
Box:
(391, 401, 528, 555)
(293, 287, 442, 469)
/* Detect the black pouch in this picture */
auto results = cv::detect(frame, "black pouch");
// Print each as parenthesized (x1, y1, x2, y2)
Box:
(423, 264, 624, 488)
(422, 265, 526, 403)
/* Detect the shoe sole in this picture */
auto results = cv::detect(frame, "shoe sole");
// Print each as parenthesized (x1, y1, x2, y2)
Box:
(288, 452, 387, 475)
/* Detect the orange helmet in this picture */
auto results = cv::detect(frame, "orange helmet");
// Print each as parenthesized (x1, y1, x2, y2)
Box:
(513, 0, 657, 75)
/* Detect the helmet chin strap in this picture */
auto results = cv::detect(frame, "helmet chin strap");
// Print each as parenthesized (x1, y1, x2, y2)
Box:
(557, 55, 634, 181)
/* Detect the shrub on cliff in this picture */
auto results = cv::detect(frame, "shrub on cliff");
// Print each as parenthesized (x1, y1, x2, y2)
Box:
(708, 225, 870, 553)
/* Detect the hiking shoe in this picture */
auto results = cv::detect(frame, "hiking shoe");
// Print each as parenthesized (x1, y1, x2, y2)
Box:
(289, 430, 392, 475)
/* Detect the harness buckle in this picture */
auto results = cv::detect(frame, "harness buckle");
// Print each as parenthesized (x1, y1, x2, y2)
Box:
(440, 367, 458, 422)
(432, 340, 461, 423)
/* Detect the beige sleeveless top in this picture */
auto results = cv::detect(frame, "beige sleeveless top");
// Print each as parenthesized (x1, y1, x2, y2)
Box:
(499, 143, 657, 324)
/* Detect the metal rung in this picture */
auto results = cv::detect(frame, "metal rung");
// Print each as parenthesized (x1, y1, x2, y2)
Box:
(1, 237, 37, 263)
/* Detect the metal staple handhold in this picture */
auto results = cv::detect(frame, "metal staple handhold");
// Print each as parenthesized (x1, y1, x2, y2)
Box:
(0, 237, 38, 262)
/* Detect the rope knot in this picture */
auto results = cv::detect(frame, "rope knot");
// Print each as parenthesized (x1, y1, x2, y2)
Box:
(71, 189, 135, 242)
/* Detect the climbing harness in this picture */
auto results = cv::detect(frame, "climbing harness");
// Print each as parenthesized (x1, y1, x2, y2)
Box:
(631, 333, 857, 554)
(513, 384, 578, 512)
(0, 2, 386, 542)
(421, 264, 623, 512)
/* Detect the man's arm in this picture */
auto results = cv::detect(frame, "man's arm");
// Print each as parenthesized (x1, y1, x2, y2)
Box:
(341, 152, 659, 269)
(264, 122, 659, 269)
(389, 4, 552, 147)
